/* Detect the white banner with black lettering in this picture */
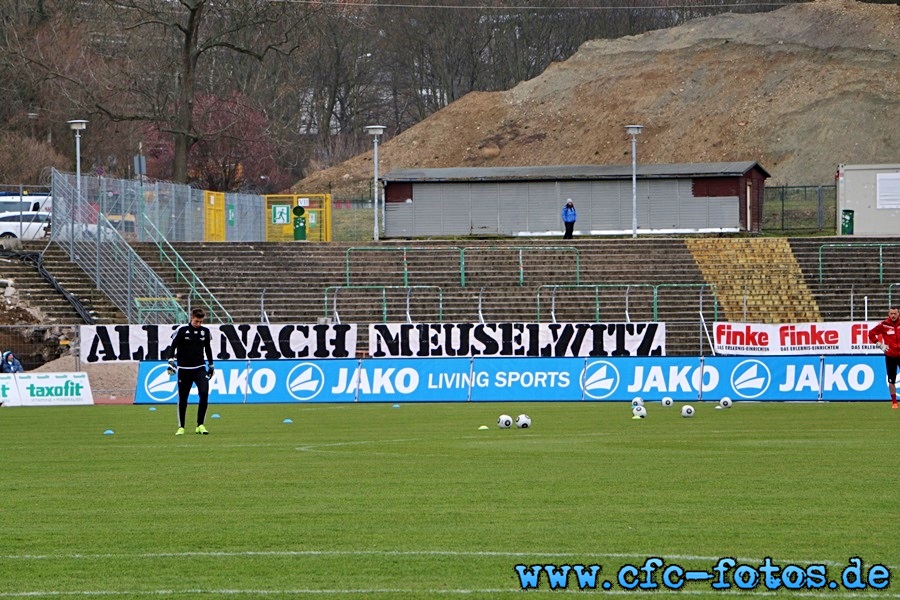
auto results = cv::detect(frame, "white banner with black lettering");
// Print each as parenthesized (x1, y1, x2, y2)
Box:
(79, 323, 358, 363)
(713, 321, 883, 355)
(368, 322, 666, 358)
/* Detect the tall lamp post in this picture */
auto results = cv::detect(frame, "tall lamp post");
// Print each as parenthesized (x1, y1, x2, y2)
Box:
(625, 125, 643, 238)
(364, 125, 386, 241)
(67, 119, 88, 259)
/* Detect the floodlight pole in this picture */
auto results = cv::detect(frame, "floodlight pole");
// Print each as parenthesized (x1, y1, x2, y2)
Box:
(67, 119, 88, 259)
(626, 125, 643, 238)
(365, 125, 386, 241)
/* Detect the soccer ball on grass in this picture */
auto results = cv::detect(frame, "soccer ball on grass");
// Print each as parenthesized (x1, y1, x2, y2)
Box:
(515, 414, 532, 428)
(497, 414, 513, 429)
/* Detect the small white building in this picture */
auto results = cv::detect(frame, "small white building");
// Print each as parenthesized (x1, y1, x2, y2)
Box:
(837, 164, 900, 236)
(381, 162, 769, 238)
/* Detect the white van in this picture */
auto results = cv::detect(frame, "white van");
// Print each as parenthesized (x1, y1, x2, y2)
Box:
(0, 194, 52, 214)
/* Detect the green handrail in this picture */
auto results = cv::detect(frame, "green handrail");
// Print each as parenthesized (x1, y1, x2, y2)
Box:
(324, 285, 444, 323)
(537, 283, 717, 322)
(345, 245, 579, 288)
(818, 243, 900, 284)
(460, 245, 580, 287)
(142, 219, 233, 324)
(345, 246, 463, 287)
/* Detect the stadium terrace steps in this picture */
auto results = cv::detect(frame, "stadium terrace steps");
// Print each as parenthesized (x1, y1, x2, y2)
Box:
(686, 237, 821, 324)
(6, 242, 122, 323)
(11, 237, 897, 355)
(127, 238, 715, 355)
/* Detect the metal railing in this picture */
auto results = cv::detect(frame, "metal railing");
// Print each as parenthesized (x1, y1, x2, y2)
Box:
(345, 246, 461, 287)
(50, 170, 185, 324)
(142, 219, 232, 324)
(324, 285, 444, 323)
(818, 243, 900, 284)
(537, 283, 718, 323)
(345, 245, 581, 288)
(460, 245, 580, 287)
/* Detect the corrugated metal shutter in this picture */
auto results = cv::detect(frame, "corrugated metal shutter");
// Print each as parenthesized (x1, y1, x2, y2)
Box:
(648, 180, 680, 229)
(470, 183, 500, 235)
(707, 197, 740, 228)
(413, 184, 445, 236)
(385, 202, 414, 237)
(525, 182, 558, 232)
(441, 184, 471, 235)
(499, 183, 529, 235)
(591, 181, 627, 230)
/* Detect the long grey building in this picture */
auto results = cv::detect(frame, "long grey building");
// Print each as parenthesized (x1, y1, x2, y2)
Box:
(382, 162, 769, 237)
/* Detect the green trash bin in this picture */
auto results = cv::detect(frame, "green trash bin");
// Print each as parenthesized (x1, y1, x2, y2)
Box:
(840, 209, 854, 235)
(292, 205, 307, 241)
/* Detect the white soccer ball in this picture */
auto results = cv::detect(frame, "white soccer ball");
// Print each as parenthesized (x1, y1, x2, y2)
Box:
(497, 414, 513, 429)
(631, 397, 644, 408)
(720, 397, 733, 408)
(515, 414, 532, 428)
(681, 405, 695, 418)
(632, 405, 647, 418)
(661, 397, 674, 407)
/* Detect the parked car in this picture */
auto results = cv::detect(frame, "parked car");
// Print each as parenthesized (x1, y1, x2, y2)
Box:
(0, 211, 118, 242)
(0, 211, 51, 239)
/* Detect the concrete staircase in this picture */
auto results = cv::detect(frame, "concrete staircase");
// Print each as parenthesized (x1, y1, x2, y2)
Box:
(2, 242, 121, 324)
(686, 237, 820, 324)
(7, 236, 898, 359)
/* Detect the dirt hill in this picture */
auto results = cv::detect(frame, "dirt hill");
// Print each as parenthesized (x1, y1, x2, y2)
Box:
(296, 0, 899, 196)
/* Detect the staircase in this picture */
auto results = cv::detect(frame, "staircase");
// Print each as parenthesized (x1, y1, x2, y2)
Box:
(2, 242, 121, 324)
(686, 237, 820, 323)
(7, 236, 899, 359)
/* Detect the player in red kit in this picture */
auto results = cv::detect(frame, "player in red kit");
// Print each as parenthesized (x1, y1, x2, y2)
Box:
(868, 306, 900, 409)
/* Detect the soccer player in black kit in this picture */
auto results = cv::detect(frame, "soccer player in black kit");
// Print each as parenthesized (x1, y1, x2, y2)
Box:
(167, 308, 215, 435)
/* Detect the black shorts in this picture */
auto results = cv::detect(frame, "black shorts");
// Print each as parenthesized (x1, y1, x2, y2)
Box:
(885, 355, 900, 384)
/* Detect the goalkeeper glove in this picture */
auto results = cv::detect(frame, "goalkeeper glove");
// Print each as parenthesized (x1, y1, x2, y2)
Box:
(167, 358, 176, 376)
(879, 342, 889, 353)
(206, 365, 215, 379)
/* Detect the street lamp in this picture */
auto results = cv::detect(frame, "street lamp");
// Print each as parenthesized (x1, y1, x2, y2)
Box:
(364, 125, 386, 241)
(67, 119, 88, 258)
(625, 125, 643, 238)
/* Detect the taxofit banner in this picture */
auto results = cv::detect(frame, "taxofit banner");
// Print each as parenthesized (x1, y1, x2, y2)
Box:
(368, 322, 666, 357)
(1, 372, 94, 407)
(134, 355, 885, 404)
(80, 323, 358, 363)
(714, 322, 882, 355)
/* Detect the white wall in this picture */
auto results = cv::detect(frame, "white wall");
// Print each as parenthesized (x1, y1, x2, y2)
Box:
(838, 164, 900, 236)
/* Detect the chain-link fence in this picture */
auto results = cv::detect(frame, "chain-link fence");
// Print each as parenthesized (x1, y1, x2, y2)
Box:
(762, 185, 836, 233)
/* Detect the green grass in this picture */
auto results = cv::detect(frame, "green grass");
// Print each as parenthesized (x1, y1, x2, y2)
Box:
(333, 209, 375, 242)
(1, 401, 898, 598)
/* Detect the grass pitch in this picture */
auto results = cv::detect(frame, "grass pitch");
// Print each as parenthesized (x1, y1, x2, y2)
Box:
(1, 401, 898, 598)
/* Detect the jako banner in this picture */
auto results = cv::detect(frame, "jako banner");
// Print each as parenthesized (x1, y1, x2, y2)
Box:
(134, 355, 888, 404)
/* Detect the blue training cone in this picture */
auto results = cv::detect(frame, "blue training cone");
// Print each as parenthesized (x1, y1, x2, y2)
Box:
(211, 413, 221, 419)
(283, 418, 293, 424)
(103, 429, 115, 435)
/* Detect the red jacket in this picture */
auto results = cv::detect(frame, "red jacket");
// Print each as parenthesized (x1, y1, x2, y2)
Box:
(868, 318, 900, 357)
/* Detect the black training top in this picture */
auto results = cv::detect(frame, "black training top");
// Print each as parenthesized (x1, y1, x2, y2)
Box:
(167, 324, 214, 369)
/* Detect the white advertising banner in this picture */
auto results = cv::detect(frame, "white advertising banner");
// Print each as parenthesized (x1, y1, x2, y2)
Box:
(368, 322, 666, 358)
(1, 372, 94, 406)
(80, 323, 358, 363)
(713, 321, 883, 355)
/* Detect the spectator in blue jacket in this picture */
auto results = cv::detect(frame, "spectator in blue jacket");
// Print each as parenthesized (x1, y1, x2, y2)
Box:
(561, 199, 577, 239)
(1, 350, 24, 373)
